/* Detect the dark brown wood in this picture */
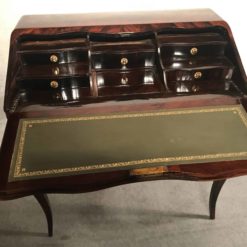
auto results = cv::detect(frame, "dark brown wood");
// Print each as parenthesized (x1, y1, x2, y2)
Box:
(209, 180, 226, 219)
(34, 194, 53, 237)
(1, 9, 247, 236)
(14, 9, 223, 29)
(5, 9, 247, 114)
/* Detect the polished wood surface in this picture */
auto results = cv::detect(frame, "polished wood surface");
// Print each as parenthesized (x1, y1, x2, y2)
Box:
(15, 9, 223, 29)
(1, 9, 247, 236)
(5, 9, 247, 113)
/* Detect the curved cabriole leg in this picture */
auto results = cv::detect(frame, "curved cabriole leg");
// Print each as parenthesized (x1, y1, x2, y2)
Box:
(209, 180, 226, 220)
(34, 193, 53, 237)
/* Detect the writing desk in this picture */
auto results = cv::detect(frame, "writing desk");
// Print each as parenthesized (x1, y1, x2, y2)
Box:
(1, 9, 247, 237)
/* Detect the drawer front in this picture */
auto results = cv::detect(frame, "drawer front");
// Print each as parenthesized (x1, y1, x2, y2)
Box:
(19, 49, 88, 65)
(21, 87, 91, 104)
(96, 69, 162, 96)
(166, 67, 234, 82)
(18, 76, 90, 91)
(91, 51, 156, 70)
(18, 63, 88, 78)
(97, 84, 161, 97)
(18, 63, 88, 79)
(161, 43, 226, 58)
(96, 70, 159, 87)
(167, 81, 231, 94)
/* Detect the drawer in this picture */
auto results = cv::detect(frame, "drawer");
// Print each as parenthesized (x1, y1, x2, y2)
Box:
(158, 33, 227, 58)
(167, 80, 232, 94)
(21, 87, 91, 104)
(18, 63, 88, 78)
(96, 69, 161, 87)
(166, 67, 234, 82)
(160, 43, 226, 58)
(91, 51, 156, 70)
(18, 49, 88, 65)
(95, 69, 163, 96)
(17, 76, 90, 91)
(165, 58, 234, 82)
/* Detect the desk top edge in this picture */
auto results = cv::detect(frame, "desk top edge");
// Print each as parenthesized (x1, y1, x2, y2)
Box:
(15, 9, 224, 29)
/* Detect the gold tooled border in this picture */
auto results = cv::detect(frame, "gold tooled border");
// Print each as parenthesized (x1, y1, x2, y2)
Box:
(10, 105, 247, 180)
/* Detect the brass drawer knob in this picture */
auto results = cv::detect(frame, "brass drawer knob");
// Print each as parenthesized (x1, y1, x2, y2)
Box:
(190, 47, 198, 55)
(192, 85, 199, 92)
(121, 57, 128, 66)
(50, 54, 58, 63)
(50, 80, 59, 88)
(194, 71, 202, 79)
(121, 76, 128, 84)
(55, 93, 61, 100)
(52, 67, 60, 75)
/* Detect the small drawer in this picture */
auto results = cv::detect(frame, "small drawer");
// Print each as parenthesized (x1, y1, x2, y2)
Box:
(18, 49, 88, 65)
(161, 43, 226, 58)
(165, 58, 234, 82)
(18, 63, 88, 78)
(52, 87, 91, 101)
(96, 69, 160, 87)
(21, 87, 91, 104)
(95, 69, 163, 96)
(166, 67, 234, 82)
(158, 33, 227, 58)
(91, 51, 156, 70)
(167, 80, 232, 94)
(17, 76, 90, 91)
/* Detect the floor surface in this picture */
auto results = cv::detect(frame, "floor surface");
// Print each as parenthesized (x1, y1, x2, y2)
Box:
(0, 179, 247, 247)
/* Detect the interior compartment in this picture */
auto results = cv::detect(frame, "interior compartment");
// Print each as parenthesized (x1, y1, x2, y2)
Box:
(11, 28, 242, 108)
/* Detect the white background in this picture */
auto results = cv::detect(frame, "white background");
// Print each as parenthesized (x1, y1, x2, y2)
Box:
(0, 0, 246, 119)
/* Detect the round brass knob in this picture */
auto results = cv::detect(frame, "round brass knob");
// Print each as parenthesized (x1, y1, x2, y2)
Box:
(55, 93, 61, 100)
(121, 57, 128, 66)
(190, 47, 198, 55)
(50, 80, 59, 88)
(50, 54, 58, 63)
(192, 85, 199, 92)
(121, 76, 128, 85)
(52, 67, 60, 75)
(194, 71, 202, 79)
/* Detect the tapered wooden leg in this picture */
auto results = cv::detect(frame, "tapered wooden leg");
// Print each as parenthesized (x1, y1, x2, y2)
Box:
(34, 193, 53, 237)
(209, 180, 226, 220)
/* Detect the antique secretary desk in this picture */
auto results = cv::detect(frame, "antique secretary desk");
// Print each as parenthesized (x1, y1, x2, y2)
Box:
(1, 9, 247, 237)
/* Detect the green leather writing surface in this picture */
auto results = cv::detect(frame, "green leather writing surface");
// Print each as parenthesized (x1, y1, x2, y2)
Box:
(8, 105, 247, 181)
